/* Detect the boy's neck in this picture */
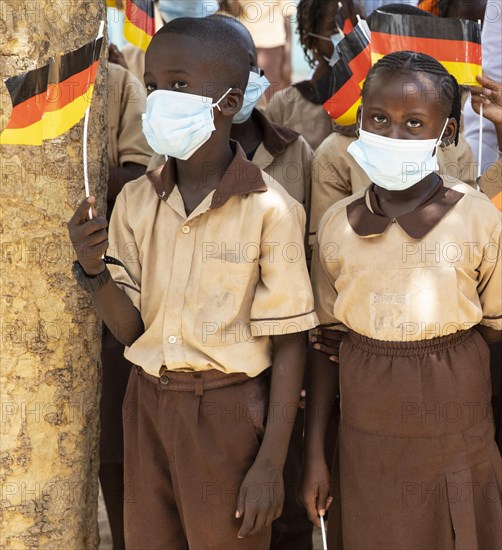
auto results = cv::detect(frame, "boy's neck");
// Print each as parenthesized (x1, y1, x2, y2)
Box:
(175, 135, 234, 190)
(230, 115, 263, 157)
(373, 173, 440, 218)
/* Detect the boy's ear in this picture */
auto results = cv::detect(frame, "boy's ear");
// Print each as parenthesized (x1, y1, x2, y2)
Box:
(217, 88, 244, 117)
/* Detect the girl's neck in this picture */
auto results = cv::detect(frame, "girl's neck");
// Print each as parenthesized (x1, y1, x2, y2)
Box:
(373, 173, 440, 219)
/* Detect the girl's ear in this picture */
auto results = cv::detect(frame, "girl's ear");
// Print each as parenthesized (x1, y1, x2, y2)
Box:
(441, 117, 458, 146)
(356, 105, 363, 127)
(217, 88, 244, 117)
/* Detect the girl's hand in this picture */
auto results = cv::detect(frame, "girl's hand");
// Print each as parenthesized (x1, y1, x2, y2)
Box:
(471, 75, 502, 127)
(310, 329, 345, 362)
(299, 457, 333, 528)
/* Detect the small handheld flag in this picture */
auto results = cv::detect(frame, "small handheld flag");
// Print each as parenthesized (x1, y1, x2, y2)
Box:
(124, 0, 155, 51)
(370, 11, 482, 85)
(320, 19, 371, 126)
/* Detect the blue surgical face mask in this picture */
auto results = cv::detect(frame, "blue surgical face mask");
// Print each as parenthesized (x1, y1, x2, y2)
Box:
(308, 32, 343, 66)
(233, 70, 270, 124)
(347, 112, 449, 191)
(141, 88, 231, 160)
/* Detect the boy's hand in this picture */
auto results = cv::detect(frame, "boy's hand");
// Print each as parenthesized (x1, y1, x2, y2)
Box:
(310, 329, 345, 362)
(471, 75, 502, 127)
(299, 457, 333, 528)
(235, 461, 284, 539)
(67, 196, 108, 275)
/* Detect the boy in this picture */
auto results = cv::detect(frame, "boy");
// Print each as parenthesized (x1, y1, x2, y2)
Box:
(68, 17, 317, 549)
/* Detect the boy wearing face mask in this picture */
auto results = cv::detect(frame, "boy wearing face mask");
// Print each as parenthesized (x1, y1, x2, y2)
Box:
(67, 16, 317, 549)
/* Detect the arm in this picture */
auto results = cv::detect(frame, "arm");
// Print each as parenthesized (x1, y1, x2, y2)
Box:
(236, 331, 306, 538)
(68, 196, 144, 346)
(300, 347, 338, 526)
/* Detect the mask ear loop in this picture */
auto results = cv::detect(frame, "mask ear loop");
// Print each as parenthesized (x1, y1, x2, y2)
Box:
(213, 87, 233, 112)
(434, 117, 450, 156)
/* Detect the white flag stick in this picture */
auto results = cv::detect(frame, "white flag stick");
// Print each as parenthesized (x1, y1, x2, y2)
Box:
(83, 20, 105, 219)
(477, 103, 483, 180)
(320, 514, 328, 550)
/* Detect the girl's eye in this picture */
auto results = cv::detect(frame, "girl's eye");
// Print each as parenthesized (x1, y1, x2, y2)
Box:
(145, 83, 157, 92)
(172, 81, 188, 90)
(371, 114, 387, 124)
(406, 119, 423, 128)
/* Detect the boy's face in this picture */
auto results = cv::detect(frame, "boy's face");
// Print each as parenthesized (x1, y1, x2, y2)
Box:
(144, 34, 226, 101)
(360, 72, 457, 143)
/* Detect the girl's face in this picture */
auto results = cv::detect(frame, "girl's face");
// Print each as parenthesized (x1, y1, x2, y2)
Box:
(359, 72, 457, 143)
(311, 2, 339, 63)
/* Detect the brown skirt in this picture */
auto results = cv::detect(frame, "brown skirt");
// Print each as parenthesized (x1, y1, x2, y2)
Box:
(328, 329, 502, 550)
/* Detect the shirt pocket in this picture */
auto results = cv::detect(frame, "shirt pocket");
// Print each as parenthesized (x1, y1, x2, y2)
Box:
(194, 259, 258, 347)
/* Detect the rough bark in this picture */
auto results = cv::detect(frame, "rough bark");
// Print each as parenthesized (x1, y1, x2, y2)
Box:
(0, 1, 107, 547)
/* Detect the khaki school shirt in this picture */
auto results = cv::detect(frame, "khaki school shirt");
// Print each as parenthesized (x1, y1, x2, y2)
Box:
(479, 156, 502, 210)
(265, 83, 335, 151)
(310, 133, 477, 242)
(121, 44, 145, 85)
(312, 177, 502, 342)
(148, 109, 313, 216)
(238, 0, 290, 48)
(108, 63, 152, 168)
(108, 141, 318, 377)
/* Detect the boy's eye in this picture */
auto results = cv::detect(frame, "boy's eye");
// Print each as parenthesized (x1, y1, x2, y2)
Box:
(406, 119, 423, 128)
(145, 83, 157, 93)
(172, 81, 188, 90)
(371, 114, 387, 124)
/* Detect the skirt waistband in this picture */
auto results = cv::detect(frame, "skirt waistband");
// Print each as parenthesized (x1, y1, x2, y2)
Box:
(347, 329, 474, 356)
(135, 365, 267, 395)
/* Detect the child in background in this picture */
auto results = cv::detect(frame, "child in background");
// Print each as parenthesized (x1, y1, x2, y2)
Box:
(265, 0, 355, 151)
(69, 17, 317, 549)
(99, 58, 152, 550)
(302, 51, 501, 549)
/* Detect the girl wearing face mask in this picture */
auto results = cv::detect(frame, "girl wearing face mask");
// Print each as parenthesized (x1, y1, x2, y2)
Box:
(301, 51, 502, 549)
(265, 0, 360, 151)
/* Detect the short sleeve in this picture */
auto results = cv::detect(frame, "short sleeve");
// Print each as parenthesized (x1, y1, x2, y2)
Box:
(478, 216, 502, 330)
(310, 134, 364, 244)
(311, 226, 346, 331)
(250, 202, 318, 336)
(107, 190, 142, 311)
(115, 67, 152, 167)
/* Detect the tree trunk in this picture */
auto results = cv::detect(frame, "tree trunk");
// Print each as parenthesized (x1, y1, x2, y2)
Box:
(0, 1, 107, 547)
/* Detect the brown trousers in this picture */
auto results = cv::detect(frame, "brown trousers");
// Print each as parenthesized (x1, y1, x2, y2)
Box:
(328, 329, 502, 550)
(122, 366, 272, 550)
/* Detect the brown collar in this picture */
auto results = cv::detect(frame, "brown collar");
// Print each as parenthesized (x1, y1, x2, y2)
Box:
(145, 140, 268, 209)
(347, 179, 464, 239)
(252, 108, 299, 157)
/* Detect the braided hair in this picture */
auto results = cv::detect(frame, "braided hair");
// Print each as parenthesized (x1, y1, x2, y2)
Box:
(297, 0, 337, 68)
(361, 51, 461, 145)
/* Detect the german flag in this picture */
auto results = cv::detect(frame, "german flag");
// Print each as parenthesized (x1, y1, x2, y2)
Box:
(336, 1, 354, 36)
(124, 0, 155, 51)
(322, 59, 362, 125)
(42, 37, 103, 141)
(321, 20, 371, 125)
(370, 11, 482, 85)
(0, 66, 49, 145)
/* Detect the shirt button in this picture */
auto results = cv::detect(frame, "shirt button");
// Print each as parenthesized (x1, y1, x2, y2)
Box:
(168, 335, 177, 344)
(182, 225, 190, 234)
(391, 219, 397, 223)
(160, 375, 170, 385)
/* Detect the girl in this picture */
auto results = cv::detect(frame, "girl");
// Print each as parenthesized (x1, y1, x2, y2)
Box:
(302, 51, 502, 549)
(265, 0, 359, 150)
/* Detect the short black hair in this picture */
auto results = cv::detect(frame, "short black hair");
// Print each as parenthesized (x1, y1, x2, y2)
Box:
(297, 0, 337, 68)
(361, 51, 461, 145)
(211, 14, 257, 64)
(152, 16, 249, 92)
